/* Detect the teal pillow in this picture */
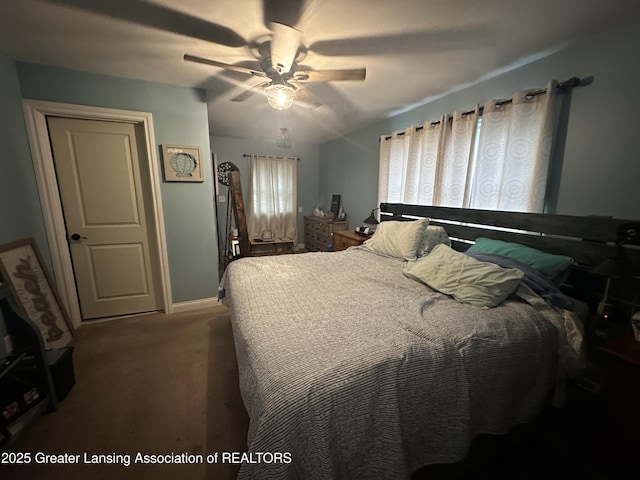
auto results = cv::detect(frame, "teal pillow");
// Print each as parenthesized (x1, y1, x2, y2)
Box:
(404, 244, 524, 308)
(466, 237, 573, 281)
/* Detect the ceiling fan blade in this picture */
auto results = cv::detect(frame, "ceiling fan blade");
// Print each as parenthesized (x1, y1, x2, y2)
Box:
(269, 22, 302, 74)
(293, 68, 366, 83)
(310, 29, 490, 57)
(41, 0, 247, 47)
(230, 81, 271, 102)
(184, 54, 267, 77)
(262, 0, 306, 28)
(289, 82, 322, 109)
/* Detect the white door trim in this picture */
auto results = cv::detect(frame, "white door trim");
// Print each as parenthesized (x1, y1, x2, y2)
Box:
(22, 99, 173, 327)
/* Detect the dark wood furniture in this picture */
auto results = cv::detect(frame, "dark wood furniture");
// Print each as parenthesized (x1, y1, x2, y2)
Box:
(304, 216, 348, 252)
(332, 230, 367, 251)
(250, 238, 295, 256)
(219, 171, 251, 275)
(0, 284, 57, 450)
(546, 329, 640, 479)
(600, 330, 640, 433)
(380, 203, 640, 269)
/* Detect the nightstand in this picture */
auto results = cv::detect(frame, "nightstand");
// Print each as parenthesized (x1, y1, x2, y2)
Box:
(526, 330, 639, 479)
(332, 230, 367, 251)
(581, 330, 640, 477)
(600, 330, 640, 432)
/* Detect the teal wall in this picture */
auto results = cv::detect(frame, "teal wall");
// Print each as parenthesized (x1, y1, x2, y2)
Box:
(0, 55, 49, 259)
(320, 10, 640, 223)
(210, 136, 320, 245)
(0, 53, 46, 355)
(12, 62, 218, 304)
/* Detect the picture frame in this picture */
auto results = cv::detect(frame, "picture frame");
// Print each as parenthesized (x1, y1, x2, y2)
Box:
(161, 144, 204, 182)
(0, 238, 74, 350)
(330, 194, 341, 218)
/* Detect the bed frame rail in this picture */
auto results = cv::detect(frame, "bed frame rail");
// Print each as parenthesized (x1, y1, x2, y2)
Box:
(380, 203, 640, 271)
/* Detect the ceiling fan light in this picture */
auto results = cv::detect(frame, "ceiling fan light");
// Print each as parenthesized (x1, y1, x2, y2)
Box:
(276, 128, 292, 148)
(264, 83, 296, 110)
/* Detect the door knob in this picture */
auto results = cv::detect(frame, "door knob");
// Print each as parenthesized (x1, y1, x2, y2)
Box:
(70, 233, 87, 241)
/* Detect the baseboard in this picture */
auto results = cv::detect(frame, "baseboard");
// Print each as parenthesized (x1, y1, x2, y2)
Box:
(171, 297, 226, 313)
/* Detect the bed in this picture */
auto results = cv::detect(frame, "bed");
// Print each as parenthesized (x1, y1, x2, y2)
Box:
(219, 203, 639, 480)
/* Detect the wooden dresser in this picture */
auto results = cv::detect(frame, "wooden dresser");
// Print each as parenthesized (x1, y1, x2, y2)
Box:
(332, 230, 367, 251)
(304, 216, 348, 252)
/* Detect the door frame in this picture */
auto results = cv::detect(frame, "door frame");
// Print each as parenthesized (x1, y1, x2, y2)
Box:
(22, 99, 172, 327)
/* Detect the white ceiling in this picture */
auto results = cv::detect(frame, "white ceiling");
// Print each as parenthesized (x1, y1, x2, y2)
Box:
(1, 0, 637, 144)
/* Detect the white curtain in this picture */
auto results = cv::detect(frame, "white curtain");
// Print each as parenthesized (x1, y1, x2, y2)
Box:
(379, 80, 561, 213)
(469, 80, 560, 212)
(378, 108, 479, 209)
(434, 108, 480, 207)
(247, 155, 297, 243)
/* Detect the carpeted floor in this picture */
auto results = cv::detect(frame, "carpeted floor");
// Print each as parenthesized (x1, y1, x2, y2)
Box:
(0, 305, 248, 480)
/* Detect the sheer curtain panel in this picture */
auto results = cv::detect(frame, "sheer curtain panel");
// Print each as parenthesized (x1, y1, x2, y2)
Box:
(378, 108, 478, 210)
(378, 120, 445, 207)
(434, 108, 479, 207)
(247, 155, 297, 243)
(379, 80, 562, 213)
(469, 80, 560, 212)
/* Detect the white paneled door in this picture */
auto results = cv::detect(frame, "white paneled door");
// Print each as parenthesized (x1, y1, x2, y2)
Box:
(47, 117, 162, 320)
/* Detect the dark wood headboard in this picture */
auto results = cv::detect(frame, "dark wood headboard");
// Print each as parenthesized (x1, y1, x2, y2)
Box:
(380, 203, 640, 272)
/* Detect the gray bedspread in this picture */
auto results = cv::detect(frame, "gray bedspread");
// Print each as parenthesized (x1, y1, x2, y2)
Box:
(219, 247, 578, 480)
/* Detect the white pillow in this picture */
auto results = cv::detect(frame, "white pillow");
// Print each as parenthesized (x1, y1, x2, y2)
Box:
(417, 225, 451, 257)
(363, 218, 429, 261)
(403, 244, 524, 307)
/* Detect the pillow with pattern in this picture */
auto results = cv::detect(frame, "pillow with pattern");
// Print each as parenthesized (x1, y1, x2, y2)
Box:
(417, 225, 451, 257)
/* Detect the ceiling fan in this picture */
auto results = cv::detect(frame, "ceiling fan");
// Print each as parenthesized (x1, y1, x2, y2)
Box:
(184, 21, 366, 110)
(41, 0, 367, 111)
(39, 0, 491, 112)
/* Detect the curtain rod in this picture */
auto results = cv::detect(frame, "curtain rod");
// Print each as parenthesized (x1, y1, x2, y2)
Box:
(382, 75, 593, 140)
(243, 154, 300, 161)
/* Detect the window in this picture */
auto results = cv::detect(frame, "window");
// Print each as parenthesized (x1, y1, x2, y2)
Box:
(247, 155, 298, 242)
(379, 80, 562, 213)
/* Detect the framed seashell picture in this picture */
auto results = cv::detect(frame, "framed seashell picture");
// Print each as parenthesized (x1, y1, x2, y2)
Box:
(161, 144, 204, 182)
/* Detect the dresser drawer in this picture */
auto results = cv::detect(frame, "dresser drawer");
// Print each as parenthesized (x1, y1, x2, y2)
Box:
(308, 222, 330, 236)
(304, 216, 348, 252)
(307, 232, 329, 251)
